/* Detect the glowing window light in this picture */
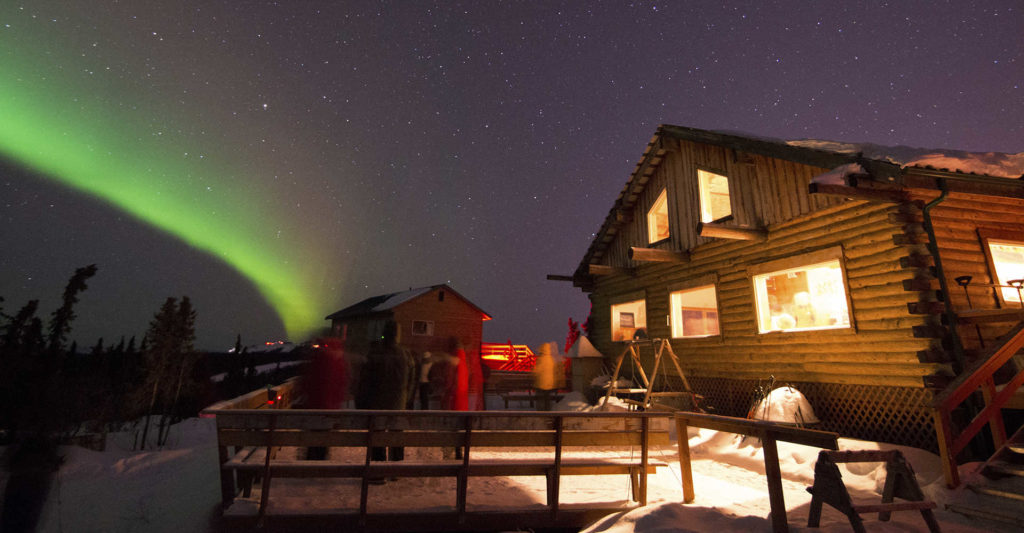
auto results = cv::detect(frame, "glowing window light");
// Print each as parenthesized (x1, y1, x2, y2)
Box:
(611, 299, 647, 342)
(647, 189, 670, 243)
(670, 285, 720, 338)
(989, 240, 1024, 303)
(753, 259, 850, 333)
(698, 169, 731, 223)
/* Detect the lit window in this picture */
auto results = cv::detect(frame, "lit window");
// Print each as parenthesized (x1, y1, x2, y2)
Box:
(697, 169, 731, 223)
(411, 320, 434, 336)
(611, 299, 647, 341)
(988, 240, 1024, 303)
(670, 285, 720, 338)
(647, 189, 670, 243)
(752, 258, 850, 333)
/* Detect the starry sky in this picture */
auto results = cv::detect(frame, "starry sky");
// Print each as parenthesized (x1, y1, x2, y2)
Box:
(1, 1, 1021, 351)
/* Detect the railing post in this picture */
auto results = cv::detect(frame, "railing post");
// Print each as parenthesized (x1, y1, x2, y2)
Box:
(932, 408, 959, 488)
(675, 416, 695, 503)
(981, 376, 1008, 447)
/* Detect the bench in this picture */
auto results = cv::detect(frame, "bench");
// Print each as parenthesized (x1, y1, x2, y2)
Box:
(204, 407, 674, 530)
(500, 391, 566, 409)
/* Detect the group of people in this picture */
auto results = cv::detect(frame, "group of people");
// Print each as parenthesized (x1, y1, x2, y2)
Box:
(300, 320, 487, 462)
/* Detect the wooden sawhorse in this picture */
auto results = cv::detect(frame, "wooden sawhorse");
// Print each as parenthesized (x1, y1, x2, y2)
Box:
(807, 449, 940, 532)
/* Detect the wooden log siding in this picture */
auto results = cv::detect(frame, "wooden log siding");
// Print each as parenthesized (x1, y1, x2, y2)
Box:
(602, 139, 846, 269)
(589, 199, 941, 389)
(923, 191, 1024, 352)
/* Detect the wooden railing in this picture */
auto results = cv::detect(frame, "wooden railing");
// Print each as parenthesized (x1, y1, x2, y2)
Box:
(932, 320, 1024, 488)
(675, 412, 839, 533)
(202, 377, 299, 412)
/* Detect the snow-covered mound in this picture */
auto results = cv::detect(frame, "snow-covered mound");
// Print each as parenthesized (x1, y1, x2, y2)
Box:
(747, 386, 819, 425)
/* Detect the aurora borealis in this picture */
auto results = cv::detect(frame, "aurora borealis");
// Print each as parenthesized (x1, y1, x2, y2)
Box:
(1, 1, 1021, 349)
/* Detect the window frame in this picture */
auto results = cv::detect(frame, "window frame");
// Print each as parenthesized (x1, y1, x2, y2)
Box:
(696, 166, 732, 224)
(979, 228, 1024, 307)
(668, 274, 722, 340)
(609, 291, 647, 343)
(647, 188, 670, 244)
(746, 246, 855, 334)
(411, 320, 435, 336)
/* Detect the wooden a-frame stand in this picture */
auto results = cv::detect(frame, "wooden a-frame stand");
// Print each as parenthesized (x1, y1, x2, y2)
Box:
(601, 338, 702, 412)
(807, 449, 940, 532)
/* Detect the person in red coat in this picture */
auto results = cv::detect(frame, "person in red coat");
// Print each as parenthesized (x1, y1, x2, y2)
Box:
(452, 338, 469, 412)
(302, 336, 349, 459)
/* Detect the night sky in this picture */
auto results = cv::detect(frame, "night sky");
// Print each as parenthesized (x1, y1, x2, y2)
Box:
(1, 1, 1021, 351)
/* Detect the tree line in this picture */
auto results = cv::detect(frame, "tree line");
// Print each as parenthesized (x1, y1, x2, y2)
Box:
(0, 265, 205, 453)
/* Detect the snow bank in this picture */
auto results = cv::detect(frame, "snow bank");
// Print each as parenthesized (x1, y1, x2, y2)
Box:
(747, 386, 819, 425)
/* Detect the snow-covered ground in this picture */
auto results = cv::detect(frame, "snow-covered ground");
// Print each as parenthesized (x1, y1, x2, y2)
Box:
(9, 392, 1015, 532)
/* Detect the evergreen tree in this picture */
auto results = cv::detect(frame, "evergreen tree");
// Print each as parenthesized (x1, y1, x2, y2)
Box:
(46, 264, 97, 354)
(139, 298, 178, 450)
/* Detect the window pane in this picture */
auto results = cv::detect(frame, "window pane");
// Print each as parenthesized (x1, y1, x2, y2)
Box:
(698, 169, 731, 223)
(611, 299, 647, 341)
(670, 285, 720, 338)
(753, 259, 850, 333)
(989, 240, 1024, 303)
(647, 189, 670, 243)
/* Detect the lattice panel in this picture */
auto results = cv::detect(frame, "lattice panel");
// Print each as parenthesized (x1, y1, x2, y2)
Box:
(688, 377, 937, 453)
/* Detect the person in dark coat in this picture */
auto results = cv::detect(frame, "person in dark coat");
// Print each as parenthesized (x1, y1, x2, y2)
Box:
(358, 321, 414, 463)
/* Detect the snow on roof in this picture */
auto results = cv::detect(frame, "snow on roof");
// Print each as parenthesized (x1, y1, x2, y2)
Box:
(371, 286, 434, 312)
(788, 139, 1024, 179)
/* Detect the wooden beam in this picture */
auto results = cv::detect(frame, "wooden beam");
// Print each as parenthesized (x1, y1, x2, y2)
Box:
(808, 182, 909, 204)
(628, 247, 690, 263)
(697, 222, 767, 242)
(587, 264, 632, 276)
(546, 275, 575, 282)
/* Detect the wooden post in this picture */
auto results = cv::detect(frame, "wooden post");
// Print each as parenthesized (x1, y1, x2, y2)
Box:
(931, 409, 960, 488)
(981, 376, 1008, 448)
(628, 247, 690, 263)
(675, 417, 695, 503)
(551, 416, 563, 518)
(761, 434, 789, 533)
(697, 222, 767, 241)
(257, 414, 277, 527)
(217, 444, 235, 507)
(640, 416, 650, 506)
(457, 416, 471, 520)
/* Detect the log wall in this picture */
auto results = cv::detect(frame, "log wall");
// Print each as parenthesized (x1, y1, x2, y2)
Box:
(917, 192, 1024, 353)
(584, 140, 949, 448)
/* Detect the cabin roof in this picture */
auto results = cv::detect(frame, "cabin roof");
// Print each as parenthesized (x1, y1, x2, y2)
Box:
(325, 284, 492, 321)
(572, 124, 1024, 281)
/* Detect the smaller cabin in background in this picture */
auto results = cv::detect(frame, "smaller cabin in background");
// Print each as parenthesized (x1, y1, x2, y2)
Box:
(325, 284, 491, 361)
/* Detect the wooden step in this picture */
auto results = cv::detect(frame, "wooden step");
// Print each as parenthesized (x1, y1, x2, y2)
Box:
(947, 502, 1024, 527)
(851, 501, 935, 513)
(984, 460, 1024, 478)
(968, 483, 1024, 502)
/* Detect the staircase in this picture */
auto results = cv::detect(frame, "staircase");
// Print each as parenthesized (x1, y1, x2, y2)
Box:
(946, 426, 1024, 527)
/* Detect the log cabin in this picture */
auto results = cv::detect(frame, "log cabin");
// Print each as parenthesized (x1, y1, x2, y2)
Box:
(326, 284, 491, 362)
(560, 124, 1024, 451)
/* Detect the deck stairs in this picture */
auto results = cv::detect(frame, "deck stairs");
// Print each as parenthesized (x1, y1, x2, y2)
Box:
(946, 425, 1024, 527)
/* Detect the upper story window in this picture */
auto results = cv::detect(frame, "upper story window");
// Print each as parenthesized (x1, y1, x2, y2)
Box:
(412, 320, 434, 336)
(697, 169, 731, 223)
(750, 248, 851, 333)
(987, 239, 1024, 304)
(647, 189, 670, 243)
(670, 284, 720, 338)
(611, 298, 647, 342)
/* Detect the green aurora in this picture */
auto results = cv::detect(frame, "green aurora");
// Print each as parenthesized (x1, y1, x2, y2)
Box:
(0, 33, 325, 340)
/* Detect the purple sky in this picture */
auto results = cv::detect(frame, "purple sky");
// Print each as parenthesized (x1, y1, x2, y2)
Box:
(1, 1, 1021, 350)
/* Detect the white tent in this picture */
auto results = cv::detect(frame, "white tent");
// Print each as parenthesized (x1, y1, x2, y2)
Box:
(567, 335, 602, 358)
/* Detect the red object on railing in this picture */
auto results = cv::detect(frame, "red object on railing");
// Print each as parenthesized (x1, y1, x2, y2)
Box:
(932, 320, 1024, 488)
(480, 341, 536, 371)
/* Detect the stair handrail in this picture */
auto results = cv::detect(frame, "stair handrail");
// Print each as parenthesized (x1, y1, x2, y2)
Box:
(931, 320, 1024, 488)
